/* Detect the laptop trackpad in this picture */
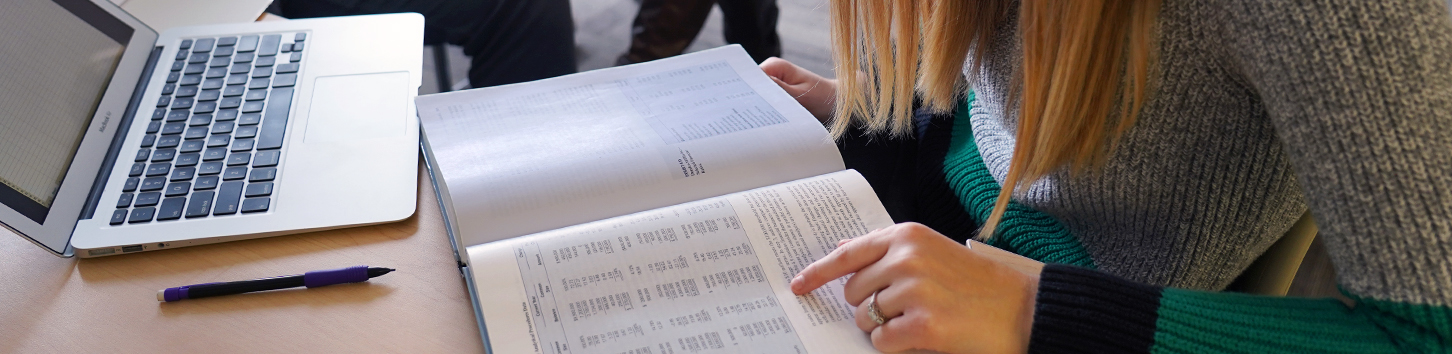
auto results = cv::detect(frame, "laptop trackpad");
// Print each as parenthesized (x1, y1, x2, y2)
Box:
(304, 72, 409, 143)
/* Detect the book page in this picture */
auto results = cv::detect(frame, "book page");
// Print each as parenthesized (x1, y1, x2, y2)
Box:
(468, 170, 893, 354)
(418, 45, 843, 247)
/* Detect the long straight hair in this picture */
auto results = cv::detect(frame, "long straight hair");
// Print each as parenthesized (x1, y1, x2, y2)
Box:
(830, 0, 1161, 239)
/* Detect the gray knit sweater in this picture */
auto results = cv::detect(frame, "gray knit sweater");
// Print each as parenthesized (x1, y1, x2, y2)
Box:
(965, 0, 1452, 309)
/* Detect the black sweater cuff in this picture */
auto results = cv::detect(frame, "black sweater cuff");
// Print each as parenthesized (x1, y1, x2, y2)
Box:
(1028, 265, 1164, 354)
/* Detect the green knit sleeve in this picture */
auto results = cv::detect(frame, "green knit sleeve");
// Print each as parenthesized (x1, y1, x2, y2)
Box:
(1030, 265, 1452, 353)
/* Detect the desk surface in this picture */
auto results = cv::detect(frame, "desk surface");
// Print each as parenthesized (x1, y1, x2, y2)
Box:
(0, 163, 486, 353)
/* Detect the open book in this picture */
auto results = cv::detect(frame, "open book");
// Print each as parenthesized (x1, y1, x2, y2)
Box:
(417, 46, 891, 353)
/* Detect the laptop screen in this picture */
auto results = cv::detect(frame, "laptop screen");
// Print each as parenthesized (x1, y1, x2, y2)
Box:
(0, 0, 132, 223)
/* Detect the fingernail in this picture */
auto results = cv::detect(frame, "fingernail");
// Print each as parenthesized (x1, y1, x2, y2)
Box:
(790, 275, 803, 292)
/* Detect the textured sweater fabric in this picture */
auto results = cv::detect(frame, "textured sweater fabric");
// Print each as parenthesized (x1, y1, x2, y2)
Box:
(842, 0, 1452, 352)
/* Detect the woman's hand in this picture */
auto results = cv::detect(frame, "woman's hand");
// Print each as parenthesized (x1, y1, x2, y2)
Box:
(790, 223, 1041, 354)
(759, 57, 837, 123)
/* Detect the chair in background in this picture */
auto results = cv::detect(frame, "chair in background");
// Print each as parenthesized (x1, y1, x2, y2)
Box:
(424, 27, 453, 93)
(1228, 212, 1320, 296)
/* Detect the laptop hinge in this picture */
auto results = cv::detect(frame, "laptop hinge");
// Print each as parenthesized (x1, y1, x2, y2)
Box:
(80, 46, 161, 220)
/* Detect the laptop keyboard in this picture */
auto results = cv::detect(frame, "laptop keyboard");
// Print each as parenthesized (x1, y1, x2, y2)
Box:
(109, 32, 307, 225)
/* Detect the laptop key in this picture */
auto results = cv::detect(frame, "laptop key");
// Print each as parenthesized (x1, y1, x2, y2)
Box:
(154, 135, 181, 149)
(252, 150, 280, 167)
(170, 60, 185, 71)
(187, 53, 210, 64)
(241, 197, 270, 213)
(166, 110, 189, 122)
(213, 46, 235, 57)
(252, 67, 273, 78)
(292, 42, 304, 52)
(238, 113, 261, 126)
(235, 126, 258, 139)
(294, 33, 306, 41)
(165, 182, 191, 196)
(222, 166, 248, 180)
(209, 57, 229, 67)
(241, 101, 264, 114)
(161, 122, 186, 135)
(231, 139, 256, 152)
(247, 78, 270, 90)
(226, 74, 249, 85)
(237, 35, 259, 52)
(174, 49, 189, 60)
(157, 197, 186, 221)
(276, 63, 298, 74)
(166, 72, 181, 83)
(248, 167, 276, 182)
(280, 44, 290, 54)
(245, 89, 267, 101)
(289, 52, 302, 62)
(175, 153, 200, 167)
(135, 192, 160, 207)
(229, 63, 250, 74)
(213, 181, 244, 215)
(202, 149, 227, 162)
(198, 89, 220, 101)
(134, 149, 151, 162)
(128, 207, 156, 223)
(182, 75, 205, 87)
(193, 38, 215, 52)
(184, 63, 206, 74)
(198, 161, 224, 175)
(184, 127, 208, 140)
(123, 177, 140, 192)
(257, 87, 293, 150)
(204, 67, 226, 79)
(217, 109, 239, 121)
(146, 121, 161, 134)
(156, 96, 170, 107)
(201, 79, 224, 90)
(220, 97, 242, 109)
(217, 36, 237, 46)
(185, 191, 215, 218)
(161, 83, 176, 95)
(189, 114, 213, 126)
(207, 134, 231, 148)
(244, 182, 273, 197)
(151, 149, 176, 163)
(170, 97, 193, 110)
(227, 152, 251, 166)
(180, 39, 193, 49)
(211, 121, 234, 134)
(151, 109, 166, 120)
(254, 56, 275, 67)
(156, 135, 179, 148)
(135, 191, 161, 206)
(140, 134, 156, 148)
(193, 101, 217, 113)
(272, 73, 296, 87)
(180, 140, 205, 153)
(128, 163, 145, 177)
(146, 162, 171, 176)
(140, 178, 166, 192)
(234, 52, 255, 63)
(170, 167, 196, 182)
(116, 193, 133, 208)
(109, 210, 127, 225)
(223, 85, 246, 97)
(194, 176, 220, 190)
(175, 86, 199, 97)
(258, 34, 281, 56)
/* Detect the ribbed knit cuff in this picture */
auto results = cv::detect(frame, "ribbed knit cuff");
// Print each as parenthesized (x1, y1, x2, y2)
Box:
(1028, 265, 1163, 354)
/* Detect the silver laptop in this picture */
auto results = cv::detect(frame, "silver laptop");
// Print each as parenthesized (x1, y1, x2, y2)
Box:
(0, 0, 424, 257)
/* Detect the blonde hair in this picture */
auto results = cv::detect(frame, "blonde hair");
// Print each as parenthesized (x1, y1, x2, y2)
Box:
(830, 0, 1161, 239)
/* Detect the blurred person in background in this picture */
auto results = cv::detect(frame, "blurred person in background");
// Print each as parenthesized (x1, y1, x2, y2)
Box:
(617, 0, 780, 65)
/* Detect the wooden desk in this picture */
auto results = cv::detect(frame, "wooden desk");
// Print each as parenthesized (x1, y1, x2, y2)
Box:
(0, 162, 485, 353)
